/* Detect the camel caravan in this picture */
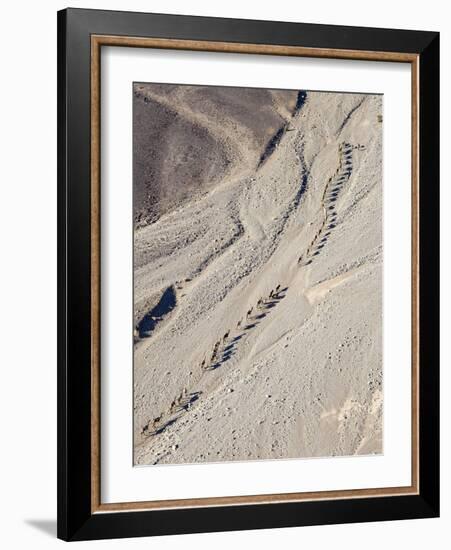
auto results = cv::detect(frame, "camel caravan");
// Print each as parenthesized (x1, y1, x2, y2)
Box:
(298, 142, 364, 267)
(141, 142, 367, 441)
(141, 282, 288, 439)
(200, 284, 288, 373)
(142, 387, 202, 437)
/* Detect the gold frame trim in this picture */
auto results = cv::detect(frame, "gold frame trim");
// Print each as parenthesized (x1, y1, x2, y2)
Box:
(90, 35, 420, 514)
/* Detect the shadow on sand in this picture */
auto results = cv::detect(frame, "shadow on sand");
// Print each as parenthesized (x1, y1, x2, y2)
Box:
(137, 286, 176, 338)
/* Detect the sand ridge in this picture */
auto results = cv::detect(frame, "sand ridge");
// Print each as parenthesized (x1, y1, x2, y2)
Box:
(133, 89, 383, 465)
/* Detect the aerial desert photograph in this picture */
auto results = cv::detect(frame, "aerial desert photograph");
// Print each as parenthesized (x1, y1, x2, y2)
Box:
(132, 82, 383, 466)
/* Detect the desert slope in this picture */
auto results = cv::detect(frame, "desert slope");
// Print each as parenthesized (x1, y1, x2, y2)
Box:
(133, 83, 299, 225)
(133, 89, 383, 465)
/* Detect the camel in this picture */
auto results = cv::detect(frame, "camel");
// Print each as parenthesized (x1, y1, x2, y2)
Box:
(211, 343, 219, 361)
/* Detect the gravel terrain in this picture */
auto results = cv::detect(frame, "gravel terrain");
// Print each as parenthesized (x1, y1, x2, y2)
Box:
(133, 85, 383, 466)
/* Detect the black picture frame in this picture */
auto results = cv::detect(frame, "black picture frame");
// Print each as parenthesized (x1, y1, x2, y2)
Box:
(57, 7, 439, 541)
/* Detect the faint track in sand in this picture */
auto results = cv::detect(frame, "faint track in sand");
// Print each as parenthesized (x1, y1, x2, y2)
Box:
(138, 286, 289, 447)
(134, 94, 383, 465)
(136, 122, 312, 447)
(136, 96, 310, 353)
(137, 97, 371, 458)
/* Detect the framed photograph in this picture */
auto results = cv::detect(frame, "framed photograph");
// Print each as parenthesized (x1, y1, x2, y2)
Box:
(57, 8, 439, 541)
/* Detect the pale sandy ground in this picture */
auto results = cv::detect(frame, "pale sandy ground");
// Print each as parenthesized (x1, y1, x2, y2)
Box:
(133, 91, 383, 465)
